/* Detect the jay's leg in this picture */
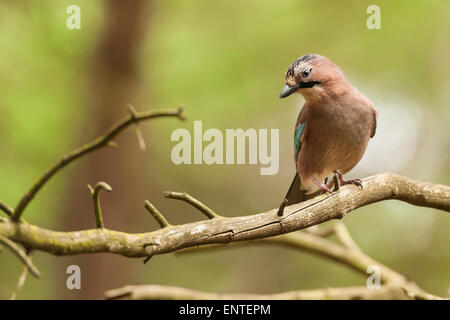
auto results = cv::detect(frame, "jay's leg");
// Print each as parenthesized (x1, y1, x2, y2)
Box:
(311, 176, 333, 194)
(324, 176, 337, 190)
(333, 170, 363, 189)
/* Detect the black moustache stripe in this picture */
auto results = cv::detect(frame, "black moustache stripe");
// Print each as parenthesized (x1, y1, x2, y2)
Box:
(299, 81, 321, 88)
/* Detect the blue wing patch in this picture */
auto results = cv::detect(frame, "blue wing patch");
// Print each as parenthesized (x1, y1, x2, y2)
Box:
(294, 122, 306, 153)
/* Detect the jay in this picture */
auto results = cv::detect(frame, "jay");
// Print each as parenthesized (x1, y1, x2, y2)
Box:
(278, 54, 377, 214)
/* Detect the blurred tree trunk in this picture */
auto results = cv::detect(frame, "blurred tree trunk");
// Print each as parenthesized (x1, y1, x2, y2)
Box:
(60, 0, 151, 299)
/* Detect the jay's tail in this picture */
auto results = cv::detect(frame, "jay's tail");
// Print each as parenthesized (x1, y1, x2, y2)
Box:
(277, 172, 310, 216)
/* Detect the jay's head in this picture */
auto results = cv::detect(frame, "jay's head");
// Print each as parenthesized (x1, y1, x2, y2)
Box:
(280, 54, 347, 101)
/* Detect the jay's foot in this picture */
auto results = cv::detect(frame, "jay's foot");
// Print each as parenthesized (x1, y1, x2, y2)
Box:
(325, 177, 336, 191)
(312, 177, 333, 194)
(333, 170, 363, 189)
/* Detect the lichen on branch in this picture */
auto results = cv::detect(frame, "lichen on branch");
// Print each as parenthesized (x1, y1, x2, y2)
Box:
(0, 173, 448, 260)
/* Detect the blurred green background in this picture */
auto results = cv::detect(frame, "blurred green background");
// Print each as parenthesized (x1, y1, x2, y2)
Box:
(0, 0, 449, 299)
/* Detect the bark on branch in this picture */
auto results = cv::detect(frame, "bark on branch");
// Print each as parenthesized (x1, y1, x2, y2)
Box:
(104, 284, 409, 300)
(0, 173, 448, 259)
(105, 222, 446, 300)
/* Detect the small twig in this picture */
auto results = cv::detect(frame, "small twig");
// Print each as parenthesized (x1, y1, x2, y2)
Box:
(176, 104, 186, 120)
(144, 201, 171, 228)
(163, 191, 220, 219)
(87, 182, 112, 229)
(11, 106, 185, 221)
(142, 242, 160, 264)
(10, 265, 28, 300)
(127, 104, 147, 151)
(0, 200, 13, 217)
(0, 235, 40, 278)
(277, 199, 288, 216)
(10, 250, 33, 300)
(143, 256, 152, 264)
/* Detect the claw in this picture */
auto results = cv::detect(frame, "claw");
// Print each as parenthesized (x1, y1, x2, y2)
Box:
(343, 178, 363, 189)
(333, 170, 363, 189)
(325, 179, 335, 190)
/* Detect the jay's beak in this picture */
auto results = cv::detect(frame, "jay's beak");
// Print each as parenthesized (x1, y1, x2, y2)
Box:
(279, 84, 300, 98)
(280, 81, 322, 98)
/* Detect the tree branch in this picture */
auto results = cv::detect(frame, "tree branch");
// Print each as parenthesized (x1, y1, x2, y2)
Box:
(104, 284, 408, 300)
(144, 200, 171, 228)
(9, 264, 29, 300)
(0, 173, 448, 259)
(9, 250, 33, 300)
(0, 236, 40, 278)
(105, 222, 445, 300)
(11, 106, 185, 221)
(175, 224, 401, 284)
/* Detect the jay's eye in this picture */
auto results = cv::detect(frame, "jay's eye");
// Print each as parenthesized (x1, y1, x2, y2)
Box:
(302, 69, 311, 78)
